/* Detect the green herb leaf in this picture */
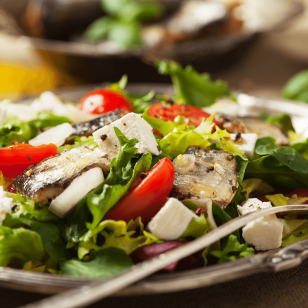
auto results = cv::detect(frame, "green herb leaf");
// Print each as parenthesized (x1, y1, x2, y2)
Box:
(181, 214, 208, 238)
(0, 226, 45, 266)
(84, 16, 115, 42)
(156, 60, 230, 107)
(60, 247, 133, 279)
(209, 234, 254, 263)
(259, 113, 295, 135)
(282, 69, 308, 103)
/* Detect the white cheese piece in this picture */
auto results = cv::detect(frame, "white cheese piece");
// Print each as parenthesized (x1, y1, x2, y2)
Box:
(0, 186, 13, 224)
(148, 198, 198, 241)
(93, 113, 161, 160)
(29, 123, 74, 147)
(230, 133, 258, 159)
(49, 167, 104, 218)
(238, 198, 283, 251)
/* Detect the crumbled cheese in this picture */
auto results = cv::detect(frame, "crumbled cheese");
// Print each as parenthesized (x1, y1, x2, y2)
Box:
(93, 113, 161, 160)
(0, 186, 13, 224)
(148, 198, 198, 240)
(230, 133, 258, 159)
(238, 198, 283, 250)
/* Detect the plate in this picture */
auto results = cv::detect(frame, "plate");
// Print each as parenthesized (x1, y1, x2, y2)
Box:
(3, 83, 308, 295)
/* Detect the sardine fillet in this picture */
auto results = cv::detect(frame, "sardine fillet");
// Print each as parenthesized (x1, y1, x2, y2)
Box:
(14, 146, 110, 204)
(170, 147, 239, 209)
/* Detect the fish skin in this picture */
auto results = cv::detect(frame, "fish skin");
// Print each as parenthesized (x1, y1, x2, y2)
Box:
(240, 117, 289, 146)
(214, 113, 246, 134)
(14, 146, 110, 204)
(70, 109, 127, 138)
(170, 146, 239, 209)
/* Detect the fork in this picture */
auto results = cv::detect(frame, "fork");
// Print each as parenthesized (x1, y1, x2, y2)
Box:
(21, 204, 308, 308)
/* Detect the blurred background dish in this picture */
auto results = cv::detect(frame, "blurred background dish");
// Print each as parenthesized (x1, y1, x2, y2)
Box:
(0, 0, 304, 91)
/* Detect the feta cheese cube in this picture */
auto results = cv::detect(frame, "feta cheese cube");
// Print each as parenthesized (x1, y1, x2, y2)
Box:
(93, 113, 161, 160)
(238, 198, 283, 250)
(148, 198, 198, 240)
(230, 133, 257, 159)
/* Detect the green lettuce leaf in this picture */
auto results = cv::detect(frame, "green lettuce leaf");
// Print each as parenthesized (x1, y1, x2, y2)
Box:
(181, 214, 208, 238)
(282, 69, 308, 103)
(58, 136, 98, 153)
(0, 112, 71, 148)
(3, 193, 59, 227)
(79, 218, 160, 258)
(143, 110, 246, 159)
(0, 226, 45, 266)
(87, 128, 152, 228)
(282, 227, 308, 247)
(60, 247, 133, 279)
(212, 203, 241, 243)
(259, 113, 295, 135)
(241, 178, 274, 204)
(291, 138, 308, 160)
(209, 234, 254, 263)
(156, 60, 230, 107)
(279, 218, 308, 238)
(245, 137, 308, 188)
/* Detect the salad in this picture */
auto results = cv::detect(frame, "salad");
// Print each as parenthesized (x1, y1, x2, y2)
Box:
(0, 60, 308, 279)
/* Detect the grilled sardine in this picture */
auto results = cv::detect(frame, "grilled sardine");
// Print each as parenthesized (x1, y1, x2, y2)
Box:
(170, 146, 239, 209)
(14, 146, 110, 204)
(240, 117, 289, 146)
(70, 109, 127, 138)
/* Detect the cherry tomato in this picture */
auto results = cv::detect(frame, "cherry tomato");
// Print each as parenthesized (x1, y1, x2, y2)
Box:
(79, 89, 133, 114)
(148, 103, 211, 128)
(105, 157, 175, 223)
(0, 143, 57, 178)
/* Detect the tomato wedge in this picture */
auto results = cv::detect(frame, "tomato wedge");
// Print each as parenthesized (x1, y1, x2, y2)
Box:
(105, 157, 175, 223)
(148, 102, 211, 127)
(79, 89, 133, 114)
(0, 143, 57, 178)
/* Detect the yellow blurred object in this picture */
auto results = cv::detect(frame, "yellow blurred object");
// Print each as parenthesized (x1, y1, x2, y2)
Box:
(0, 62, 61, 99)
(0, 34, 76, 99)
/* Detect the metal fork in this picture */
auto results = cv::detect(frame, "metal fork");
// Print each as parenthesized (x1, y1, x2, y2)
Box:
(21, 204, 308, 308)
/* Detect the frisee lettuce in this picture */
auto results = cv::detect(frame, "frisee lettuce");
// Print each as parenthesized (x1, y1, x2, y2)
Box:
(143, 110, 246, 159)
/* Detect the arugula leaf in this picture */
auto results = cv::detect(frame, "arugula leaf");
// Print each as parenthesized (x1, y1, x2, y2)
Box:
(246, 137, 308, 188)
(209, 234, 254, 263)
(63, 197, 90, 243)
(22, 219, 70, 263)
(0, 226, 45, 266)
(212, 203, 241, 243)
(60, 247, 133, 279)
(58, 136, 98, 153)
(282, 69, 308, 103)
(87, 128, 152, 228)
(291, 138, 308, 160)
(156, 60, 230, 107)
(259, 113, 295, 135)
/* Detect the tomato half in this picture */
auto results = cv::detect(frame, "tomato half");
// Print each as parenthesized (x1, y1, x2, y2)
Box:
(79, 89, 133, 114)
(148, 103, 211, 127)
(0, 143, 57, 178)
(105, 157, 175, 223)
